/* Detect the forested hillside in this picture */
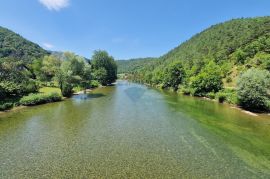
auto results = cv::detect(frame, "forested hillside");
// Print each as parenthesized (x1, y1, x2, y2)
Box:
(0, 27, 48, 64)
(120, 16, 270, 111)
(116, 57, 157, 74)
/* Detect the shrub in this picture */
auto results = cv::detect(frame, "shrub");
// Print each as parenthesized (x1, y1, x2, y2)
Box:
(237, 68, 270, 111)
(216, 92, 226, 103)
(180, 87, 193, 96)
(206, 92, 216, 99)
(222, 88, 238, 104)
(90, 80, 100, 88)
(20, 92, 62, 106)
(0, 103, 13, 111)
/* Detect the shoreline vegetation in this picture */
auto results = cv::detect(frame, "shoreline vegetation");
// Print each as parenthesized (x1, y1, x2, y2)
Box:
(123, 79, 269, 116)
(117, 17, 270, 114)
(0, 86, 98, 114)
(0, 49, 118, 112)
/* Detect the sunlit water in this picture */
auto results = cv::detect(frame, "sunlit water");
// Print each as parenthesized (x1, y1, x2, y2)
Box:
(0, 81, 270, 178)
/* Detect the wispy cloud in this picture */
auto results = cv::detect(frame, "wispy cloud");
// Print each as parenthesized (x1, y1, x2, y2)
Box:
(39, 0, 70, 11)
(43, 43, 54, 49)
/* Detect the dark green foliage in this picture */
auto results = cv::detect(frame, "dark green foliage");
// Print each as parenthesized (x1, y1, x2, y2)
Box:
(0, 103, 13, 111)
(20, 92, 62, 106)
(216, 92, 227, 103)
(237, 68, 270, 111)
(91, 50, 117, 85)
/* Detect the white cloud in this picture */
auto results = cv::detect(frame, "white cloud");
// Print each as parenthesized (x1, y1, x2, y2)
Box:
(39, 0, 70, 11)
(43, 43, 54, 49)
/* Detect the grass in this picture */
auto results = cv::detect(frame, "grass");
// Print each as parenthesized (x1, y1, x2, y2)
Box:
(0, 87, 62, 111)
(20, 92, 62, 106)
(39, 87, 61, 95)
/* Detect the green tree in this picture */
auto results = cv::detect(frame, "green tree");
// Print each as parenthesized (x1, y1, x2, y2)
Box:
(237, 68, 270, 111)
(190, 61, 223, 96)
(41, 55, 61, 81)
(55, 52, 92, 97)
(0, 57, 37, 98)
(93, 68, 107, 86)
(162, 62, 185, 90)
(91, 50, 117, 85)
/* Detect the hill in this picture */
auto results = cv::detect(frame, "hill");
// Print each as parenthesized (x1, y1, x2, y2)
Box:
(119, 16, 270, 110)
(121, 16, 270, 85)
(116, 57, 157, 74)
(0, 26, 48, 64)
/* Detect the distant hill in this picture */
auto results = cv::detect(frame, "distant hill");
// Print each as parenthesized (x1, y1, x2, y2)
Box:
(0, 26, 48, 64)
(119, 16, 270, 87)
(116, 57, 157, 74)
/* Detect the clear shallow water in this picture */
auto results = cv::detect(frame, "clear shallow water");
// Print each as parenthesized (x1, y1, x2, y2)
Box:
(0, 81, 270, 178)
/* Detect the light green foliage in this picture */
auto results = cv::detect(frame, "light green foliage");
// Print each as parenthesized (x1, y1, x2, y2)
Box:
(55, 52, 93, 97)
(237, 68, 270, 111)
(93, 67, 107, 86)
(20, 92, 62, 106)
(41, 55, 62, 80)
(91, 50, 117, 85)
(90, 80, 100, 88)
(206, 92, 216, 99)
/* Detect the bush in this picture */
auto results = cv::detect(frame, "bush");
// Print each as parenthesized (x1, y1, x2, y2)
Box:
(0, 103, 13, 111)
(206, 92, 216, 99)
(20, 92, 62, 106)
(216, 92, 226, 103)
(180, 87, 194, 96)
(237, 68, 270, 111)
(222, 88, 238, 104)
(90, 80, 100, 88)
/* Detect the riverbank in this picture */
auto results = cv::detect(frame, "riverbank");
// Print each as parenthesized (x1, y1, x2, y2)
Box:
(0, 86, 98, 113)
(127, 80, 270, 116)
(1, 81, 270, 178)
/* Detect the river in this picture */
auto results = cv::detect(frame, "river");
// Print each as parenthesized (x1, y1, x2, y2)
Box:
(0, 81, 270, 178)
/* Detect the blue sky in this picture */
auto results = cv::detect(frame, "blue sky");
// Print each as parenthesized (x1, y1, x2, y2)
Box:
(0, 0, 269, 59)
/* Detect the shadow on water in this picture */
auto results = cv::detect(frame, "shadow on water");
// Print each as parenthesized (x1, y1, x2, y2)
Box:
(72, 93, 106, 100)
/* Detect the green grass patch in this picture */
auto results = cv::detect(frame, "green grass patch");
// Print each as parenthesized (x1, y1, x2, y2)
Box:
(39, 87, 61, 95)
(20, 92, 62, 106)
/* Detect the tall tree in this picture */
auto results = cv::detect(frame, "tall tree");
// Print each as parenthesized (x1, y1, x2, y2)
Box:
(91, 50, 117, 85)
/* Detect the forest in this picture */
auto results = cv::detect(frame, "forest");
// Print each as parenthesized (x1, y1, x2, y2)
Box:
(0, 27, 117, 111)
(117, 16, 270, 112)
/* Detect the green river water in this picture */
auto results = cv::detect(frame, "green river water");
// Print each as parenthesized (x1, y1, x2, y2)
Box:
(0, 81, 270, 178)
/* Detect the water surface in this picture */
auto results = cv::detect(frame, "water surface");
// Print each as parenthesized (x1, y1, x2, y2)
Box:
(0, 81, 270, 178)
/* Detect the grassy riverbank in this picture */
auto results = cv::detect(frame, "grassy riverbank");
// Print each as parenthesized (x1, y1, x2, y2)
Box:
(0, 87, 62, 111)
